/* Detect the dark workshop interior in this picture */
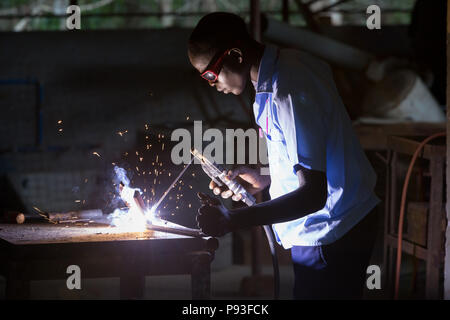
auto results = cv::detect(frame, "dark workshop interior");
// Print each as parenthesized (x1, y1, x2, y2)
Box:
(0, 0, 448, 301)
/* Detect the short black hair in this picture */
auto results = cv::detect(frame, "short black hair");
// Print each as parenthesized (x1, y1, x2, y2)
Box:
(188, 12, 252, 58)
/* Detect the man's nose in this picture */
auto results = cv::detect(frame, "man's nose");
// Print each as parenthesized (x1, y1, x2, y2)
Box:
(208, 81, 215, 87)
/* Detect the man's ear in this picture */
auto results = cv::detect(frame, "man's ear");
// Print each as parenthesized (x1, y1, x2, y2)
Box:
(228, 48, 243, 64)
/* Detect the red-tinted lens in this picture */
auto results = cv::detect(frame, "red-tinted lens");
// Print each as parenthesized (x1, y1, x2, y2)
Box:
(201, 71, 218, 82)
(201, 49, 230, 82)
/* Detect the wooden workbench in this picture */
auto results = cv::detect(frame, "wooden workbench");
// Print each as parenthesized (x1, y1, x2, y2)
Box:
(0, 221, 218, 299)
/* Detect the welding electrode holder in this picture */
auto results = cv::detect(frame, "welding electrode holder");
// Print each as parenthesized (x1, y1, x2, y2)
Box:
(191, 149, 256, 206)
(215, 168, 256, 207)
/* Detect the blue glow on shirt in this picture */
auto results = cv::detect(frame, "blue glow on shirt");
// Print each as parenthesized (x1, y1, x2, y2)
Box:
(253, 45, 380, 248)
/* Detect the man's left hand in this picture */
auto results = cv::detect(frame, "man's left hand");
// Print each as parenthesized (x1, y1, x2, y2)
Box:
(196, 192, 233, 237)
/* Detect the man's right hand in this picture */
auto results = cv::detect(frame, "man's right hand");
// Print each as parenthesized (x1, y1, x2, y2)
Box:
(209, 166, 270, 201)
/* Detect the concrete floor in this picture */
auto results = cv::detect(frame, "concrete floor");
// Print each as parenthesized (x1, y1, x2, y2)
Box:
(0, 265, 294, 300)
(0, 228, 428, 300)
(0, 263, 428, 300)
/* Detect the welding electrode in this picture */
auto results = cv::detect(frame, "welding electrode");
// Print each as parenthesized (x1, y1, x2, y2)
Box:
(118, 159, 211, 239)
(150, 157, 194, 215)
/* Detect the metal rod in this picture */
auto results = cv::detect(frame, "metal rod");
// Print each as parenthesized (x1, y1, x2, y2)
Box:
(151, 157, 194, 214)
(146, 223, 205, 238)
(250, 0, 261, 42)
(316, 0, 352, 13)
(282, 0, 290, 23)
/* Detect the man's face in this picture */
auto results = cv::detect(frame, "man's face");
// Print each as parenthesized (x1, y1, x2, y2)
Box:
(189, 49, 248, 95)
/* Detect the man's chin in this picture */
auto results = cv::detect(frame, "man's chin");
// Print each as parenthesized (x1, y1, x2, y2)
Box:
(231, 87, 244, 95)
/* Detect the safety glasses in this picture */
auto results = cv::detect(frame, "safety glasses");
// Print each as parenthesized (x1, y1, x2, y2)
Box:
(201, 48, 233, 82)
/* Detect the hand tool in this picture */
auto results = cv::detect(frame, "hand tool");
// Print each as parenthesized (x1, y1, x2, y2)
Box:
(190, 148, 256, 206)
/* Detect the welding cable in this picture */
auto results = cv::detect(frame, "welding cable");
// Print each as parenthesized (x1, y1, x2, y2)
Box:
(394, 132, 446, 300)
(263, 225, 280, 299)
(218, 196, 280, 299)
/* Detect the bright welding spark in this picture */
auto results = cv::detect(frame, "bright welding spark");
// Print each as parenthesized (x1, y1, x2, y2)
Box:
(92, 152, 101, 157)
(109, 166, 155, 232)
(57, 120, 63, 124)
(117, 130, 128, 136)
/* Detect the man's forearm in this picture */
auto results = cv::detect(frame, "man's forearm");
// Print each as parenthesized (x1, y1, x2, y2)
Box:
(229, 184, 327, 229)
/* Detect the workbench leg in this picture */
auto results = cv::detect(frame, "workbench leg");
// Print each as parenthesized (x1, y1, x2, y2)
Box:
(384, 150, 398, 297)
(120, 275, 145, 300)
(190, 252, 212, 300)
(425, 156, 444, 299)
(389, 151, 398, 236)
(382, 151, 392, 296)
(5, 261, 30, 300)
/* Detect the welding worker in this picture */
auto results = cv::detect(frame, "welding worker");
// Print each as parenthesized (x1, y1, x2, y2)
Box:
(189, 12, 380, 299)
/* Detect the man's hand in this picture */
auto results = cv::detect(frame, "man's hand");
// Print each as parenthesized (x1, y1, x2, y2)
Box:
(210, 166, 270, 201)
(196, 192, 233, 237)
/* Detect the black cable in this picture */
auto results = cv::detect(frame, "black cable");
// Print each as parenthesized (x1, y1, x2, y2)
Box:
(263, 225, 280, 300)
(218, 196, 280, 299)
